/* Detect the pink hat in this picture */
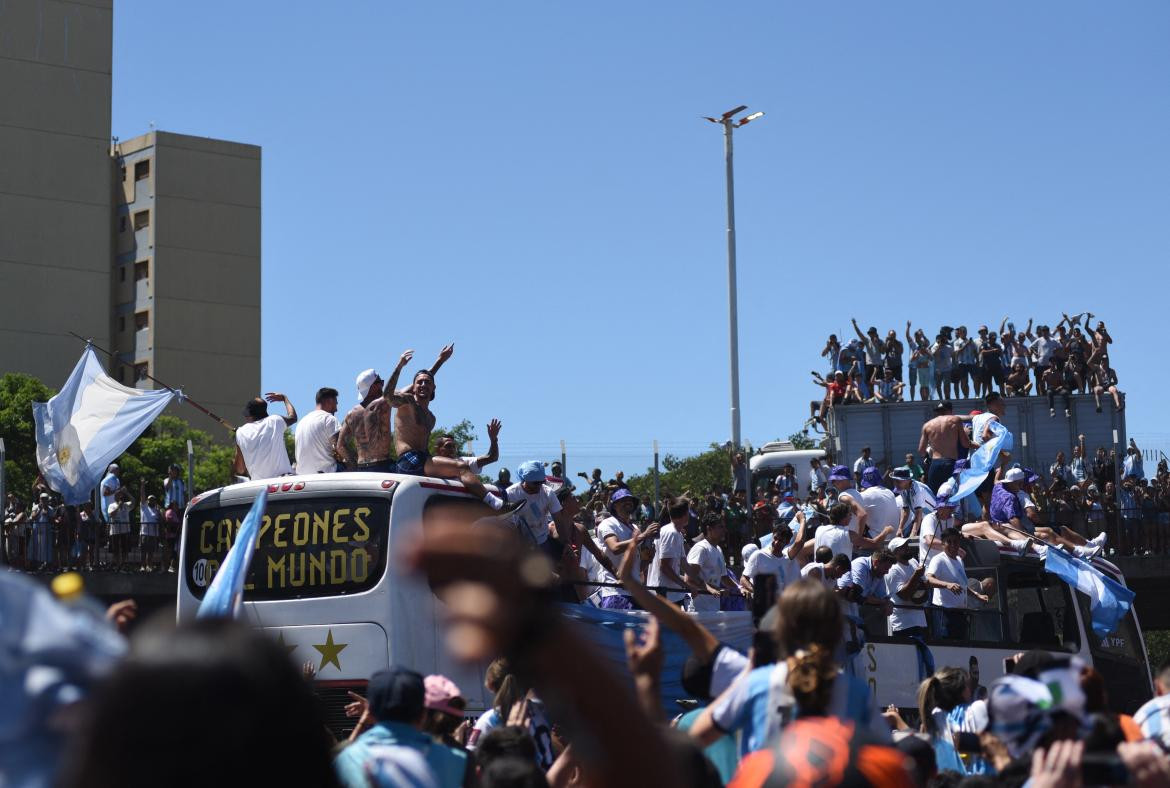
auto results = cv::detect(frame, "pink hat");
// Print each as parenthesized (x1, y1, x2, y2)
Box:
(424, 674, 465, 717)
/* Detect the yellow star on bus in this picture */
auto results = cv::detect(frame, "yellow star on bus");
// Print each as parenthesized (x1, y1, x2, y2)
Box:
(312, 629, 348, 671)
(275, 631, 296, 656)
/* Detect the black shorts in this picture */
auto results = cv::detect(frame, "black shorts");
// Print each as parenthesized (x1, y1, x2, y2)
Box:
(926, 458, 956, 494)
(976, 473, 995, 497)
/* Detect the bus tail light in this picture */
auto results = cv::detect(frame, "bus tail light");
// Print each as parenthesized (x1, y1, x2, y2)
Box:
(381, 480, 395, 489)
(267, 484, 278, 493)
(281, 482, 293, 491)
(293, 482, 305, 490)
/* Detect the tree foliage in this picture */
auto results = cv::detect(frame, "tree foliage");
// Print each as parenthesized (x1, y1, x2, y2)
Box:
(625, 444, 731, 504)
(787, 431, 815, 450)
(0, 373, 56, 496)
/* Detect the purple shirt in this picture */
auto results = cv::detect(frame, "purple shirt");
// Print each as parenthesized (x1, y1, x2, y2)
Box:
(989, 483, 1023, 524)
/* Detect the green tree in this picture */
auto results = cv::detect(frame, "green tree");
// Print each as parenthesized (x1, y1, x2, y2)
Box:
(116, 414, 237, 498)
(0, 372, 56, 496)
(429, 419, 478, 455)
(625, 444, 731, 504)
(787, 431, 815, 450)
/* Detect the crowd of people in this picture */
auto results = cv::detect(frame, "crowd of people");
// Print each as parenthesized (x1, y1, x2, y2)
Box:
(809, 313, 1122, 428)
(12, 339, 1170, 786)
(2, 462, 188, 573)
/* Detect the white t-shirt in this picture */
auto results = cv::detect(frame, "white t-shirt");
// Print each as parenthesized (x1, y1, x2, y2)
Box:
(837, 488, 864, 533)
(505, 482, 561, 546)
(885, 560, 928, 632)
(596, 516, 636, 597)
(918, 511, 953, 564)
(235, 414, 293, 479)
(814, 524, 853, 560)
(896, 481, 936, 514)
(860, 486, 899, 536)
(107, 502, 132, 535)
(801, 561, 834, 589)
(687, 539, 725, 613)
(100, 473, 120, 515)
(140, 504, 160, 537)
(294, 409, 340, 474)
(744, 548, 797, 594)
(926, 552, 968, 608)
(460, 456, 482, 475)
(1016, 490, 1037, 532)
(645, 522, 687, 602)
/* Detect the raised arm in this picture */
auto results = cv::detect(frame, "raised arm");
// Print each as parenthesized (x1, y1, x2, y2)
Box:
(428, 343, 455, 377)
(617, 541, 720, 660)
(383, 349, 415, 405)
(477, 419, 501, 467)
(999, 316, 1009, 335)
(264, 392, 297, 426)
(851, 318, 867, 343)
(905, 320, 915, 347)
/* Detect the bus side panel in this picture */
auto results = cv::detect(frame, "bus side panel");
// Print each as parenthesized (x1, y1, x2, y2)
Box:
(863, 642, 1029, 709)
(385, 484, 492, 713)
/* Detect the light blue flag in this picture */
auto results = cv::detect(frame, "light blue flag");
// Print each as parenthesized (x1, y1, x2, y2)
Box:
(951, 417, 1013, 502)
(197, 488, 267, 619)
(1044, 546, 1136, 638)
(33, 347, 175, 505)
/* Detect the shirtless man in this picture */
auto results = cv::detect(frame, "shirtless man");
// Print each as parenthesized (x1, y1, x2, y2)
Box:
(337, 349, 421, 472)
(919, 402, 975, 494)
(388, 344, 515, 514)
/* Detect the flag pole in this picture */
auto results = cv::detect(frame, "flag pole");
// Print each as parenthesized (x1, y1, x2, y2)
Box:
(67, 332, 236, 431)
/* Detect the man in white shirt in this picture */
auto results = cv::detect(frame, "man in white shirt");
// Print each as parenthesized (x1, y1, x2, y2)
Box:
(686, 513, 736, 613)
(295, 387, 341, 474)
(884, 537, 928, 637)
(596, 488, 658, 609)
(646, 498, 690, 605)
(852, 448, 874, 485)
(926, 527, 989, 640)
(842, 549, 895, 622)
(813, 501, 858, 560)
(802, 552, 852, 591)
(808, 457, 828, 498)
(740, 520, 804, 602)
(139, 492, 161, 572)
(918, 495, 957, 565)
(106, 488, 135, 571)
(505, 461, 572, 554)
(858, 467, 898, 545)
(233, 393, 297, 480)
(890, 466, 935, 538)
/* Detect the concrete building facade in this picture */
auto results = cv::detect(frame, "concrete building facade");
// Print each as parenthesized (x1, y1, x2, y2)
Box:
(112, 132, 261, 431)
(0, 0, 260, 440)
(0, 0, 114, 384)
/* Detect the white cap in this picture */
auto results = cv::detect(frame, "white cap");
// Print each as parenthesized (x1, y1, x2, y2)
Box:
(1004, 468, 1028, 483)
(741, 543, 759, 562)
(355, 368, 378, 400)
(108, 463, 119, 472)
(888, 536, 910, 551)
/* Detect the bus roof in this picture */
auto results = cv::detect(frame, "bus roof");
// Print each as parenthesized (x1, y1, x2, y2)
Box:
(188, 472, 479, 509)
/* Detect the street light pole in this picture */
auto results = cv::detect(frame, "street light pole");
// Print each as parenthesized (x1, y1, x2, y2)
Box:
(705, 106, 764, 451)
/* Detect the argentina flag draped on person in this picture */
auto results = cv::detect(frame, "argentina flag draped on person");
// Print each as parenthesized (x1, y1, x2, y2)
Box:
(950, 416, 1013, 502)
(197, 488, 268, 619)
(33, 346, 176, 504)
(1045, 547, 1136, 638)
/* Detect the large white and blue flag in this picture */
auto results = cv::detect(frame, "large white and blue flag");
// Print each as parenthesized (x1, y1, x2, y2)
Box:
(1044, 546, 1136, 638)
(951, 416, 1013, 502)
(197, 488, 267, 619)
(33, 347, 175, 505)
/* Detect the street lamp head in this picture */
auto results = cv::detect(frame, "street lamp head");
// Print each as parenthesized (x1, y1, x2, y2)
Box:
(720, 105, 749, 121)
(735, 111, 765, 127)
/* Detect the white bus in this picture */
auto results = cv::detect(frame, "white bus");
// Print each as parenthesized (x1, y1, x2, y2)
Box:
(177, 472, 498, 736)
(857, 540, 1153, 715)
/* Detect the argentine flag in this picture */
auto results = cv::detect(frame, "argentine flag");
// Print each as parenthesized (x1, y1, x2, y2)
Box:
(1044, 547, 1136, 638)
(951, 417, 1013, 503)
(33, 347, 175, 504)
(197, 488, 267, 619)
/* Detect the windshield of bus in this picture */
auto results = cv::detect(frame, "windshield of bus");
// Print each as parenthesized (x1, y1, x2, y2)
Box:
(184, 493, 391, 601)
(1079, 596, 1144, 664)
(1002, 567, 1080, 653)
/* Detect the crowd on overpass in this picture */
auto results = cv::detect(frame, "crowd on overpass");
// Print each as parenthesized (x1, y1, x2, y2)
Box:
(809, 312, 1123, 430)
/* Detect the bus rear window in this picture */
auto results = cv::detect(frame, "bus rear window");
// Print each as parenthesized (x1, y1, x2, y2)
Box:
(184, 496, 390, 601)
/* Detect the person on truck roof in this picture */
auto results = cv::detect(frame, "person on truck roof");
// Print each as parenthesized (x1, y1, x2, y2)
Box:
(233, 392, 297, 480)
(918, 402, 976, 494)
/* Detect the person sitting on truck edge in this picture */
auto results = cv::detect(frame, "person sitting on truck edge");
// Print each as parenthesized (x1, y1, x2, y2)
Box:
(233, 393, 297, 480)
(385, 344, 512, 514)
(337, 348, 415, 473)
(433, 419, 501, 478)
(918, 401, 975, 494)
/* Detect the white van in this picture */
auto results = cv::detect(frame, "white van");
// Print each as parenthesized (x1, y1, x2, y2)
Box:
(749, 443, 827, 500)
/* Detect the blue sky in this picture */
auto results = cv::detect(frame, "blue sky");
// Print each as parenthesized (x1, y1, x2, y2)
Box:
(113, 2, 1170, 478)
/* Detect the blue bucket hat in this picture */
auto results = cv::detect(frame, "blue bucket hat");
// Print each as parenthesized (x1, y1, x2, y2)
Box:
(517, 460, 546, 483)
(827, 464, 851, 482)
(860, 467, 883, 489)
(609, 488, 639, 511)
